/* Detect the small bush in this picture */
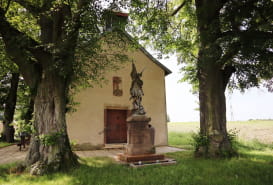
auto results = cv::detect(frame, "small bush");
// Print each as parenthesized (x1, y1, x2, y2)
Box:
(191, 132, 209, 153)
(192, 129, 239, 157)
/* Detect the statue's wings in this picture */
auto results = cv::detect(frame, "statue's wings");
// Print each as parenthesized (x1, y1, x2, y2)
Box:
(131, 62, 138, 79)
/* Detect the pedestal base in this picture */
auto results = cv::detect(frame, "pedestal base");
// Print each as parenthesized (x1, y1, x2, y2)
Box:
(126, 115, 155, 155)
(118, 153, 164, 162)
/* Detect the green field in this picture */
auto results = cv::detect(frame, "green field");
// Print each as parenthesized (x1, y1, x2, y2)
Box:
(0, 121, 272, 185)
(168, 120, 273, 144)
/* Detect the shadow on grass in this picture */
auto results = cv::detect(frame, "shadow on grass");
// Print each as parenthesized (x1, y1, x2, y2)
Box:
(239, 152, 273, 163)
(0, 164, 10, 178)
(236, 140, 273, 151)
(0, 151, 273, 185)
(0, 162, 22, 182)
(69, 152, 273, 185)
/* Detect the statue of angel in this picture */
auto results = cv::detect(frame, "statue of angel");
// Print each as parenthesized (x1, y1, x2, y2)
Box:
(130, 62, 145, 115)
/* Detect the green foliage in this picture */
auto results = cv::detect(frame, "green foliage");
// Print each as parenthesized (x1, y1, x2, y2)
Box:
(129, 0, 273, 91)
(227, 128, 239, 146)
(220, 0, 273, 89)
(0, 39, 19, 116)
(189, 129, 239, 157)
(0, 71, 33, 136)
(5, 2, 40, 41)
(129, 0, 198, 91)
(14, 77, 33, 121)
(13, 121, 33, 137)
(191, 131, 210, 153)
(0, 74, 10, 114)
(69, 140, 78, 149)
(0, 38, 18, 74)
(65, 95, 80, 113)
(38, 132, 64, 146)
(0, 142, 12, 148)
(72, 30, 130, 92)
(1, 0, 132, 100)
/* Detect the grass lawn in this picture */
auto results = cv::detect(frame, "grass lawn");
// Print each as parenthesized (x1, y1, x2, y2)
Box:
(0, 121, 272, 185)
(0, 142, 12, 148)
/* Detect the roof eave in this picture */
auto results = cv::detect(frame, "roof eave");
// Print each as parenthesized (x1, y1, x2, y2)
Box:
(120, 31, 172, 76)
(138, 47, 172, 76)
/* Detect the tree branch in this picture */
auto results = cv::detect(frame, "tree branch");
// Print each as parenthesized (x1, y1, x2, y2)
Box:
(222, 65, 236, 90)
(220, 30, 273, 42)
(4, 0, 11, 14)
(242, 30, 273, 40)
(13, 0, 56, 16)
(0, 7, 51, 60)
(12, 0, 42, 16)
(219, 0, 229, 7)
(219, 41, 241, 64)
(64, 0, 91, 48)
(0, 35, 41, 89)
(0, 7, 45, 88)
(171, 1, 186, 16)
(41, 0, 55, 12)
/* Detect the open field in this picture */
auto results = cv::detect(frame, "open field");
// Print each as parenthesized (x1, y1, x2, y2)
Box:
(168, 120, 273, 144)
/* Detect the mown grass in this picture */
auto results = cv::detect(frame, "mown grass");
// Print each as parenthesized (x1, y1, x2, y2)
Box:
(168, 132, 194, 149)
(169, 131, 273, 160)
(0, 122, 273, 185)
(0, 150, 272, 185)
(0, 142, 12, 148)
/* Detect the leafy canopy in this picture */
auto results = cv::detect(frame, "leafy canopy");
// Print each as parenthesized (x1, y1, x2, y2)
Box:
(128, 0, 273, 91)
(0, 0, 133, 96)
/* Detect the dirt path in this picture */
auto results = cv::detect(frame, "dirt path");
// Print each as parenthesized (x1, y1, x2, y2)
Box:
(0, 145, 28, 165)
(0, 145, 183, 165)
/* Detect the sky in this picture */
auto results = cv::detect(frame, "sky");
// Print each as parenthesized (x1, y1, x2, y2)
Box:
(159, 56, 273, 122)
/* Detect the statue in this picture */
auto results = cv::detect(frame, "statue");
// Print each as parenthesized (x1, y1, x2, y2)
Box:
(118, 62, 165, 162)
(130, 62, 145, 115)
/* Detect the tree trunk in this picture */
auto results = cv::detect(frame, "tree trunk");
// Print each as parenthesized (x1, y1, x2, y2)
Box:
(23, 97, 34, 125)
(25, 70, 78, 175)
(197, 63, 233, 157)
(0, 3, 79, 174)
(1, 73, 19, 143)
(195, 0, 235, 157)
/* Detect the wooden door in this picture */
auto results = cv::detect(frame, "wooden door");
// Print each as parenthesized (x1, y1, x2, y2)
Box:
(105, 109, 127, 143)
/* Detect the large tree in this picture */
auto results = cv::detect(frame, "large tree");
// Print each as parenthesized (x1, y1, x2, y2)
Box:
(129, 0, 273, 157)
(0, 38, 19, 143)
(0, 0, 127, 174)
(1, 72, 19, 142)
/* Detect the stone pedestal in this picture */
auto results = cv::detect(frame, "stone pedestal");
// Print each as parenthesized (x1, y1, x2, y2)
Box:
(118, 114, 164, 162)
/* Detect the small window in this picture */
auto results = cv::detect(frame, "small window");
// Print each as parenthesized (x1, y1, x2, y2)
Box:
(113, 76, 123, 96)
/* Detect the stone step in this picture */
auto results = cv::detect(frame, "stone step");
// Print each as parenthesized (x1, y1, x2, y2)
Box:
(118, 153, 165, 162)
(129, 158, 177, 168)
(104, 143, 126, 149)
